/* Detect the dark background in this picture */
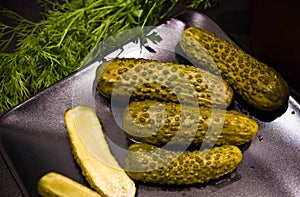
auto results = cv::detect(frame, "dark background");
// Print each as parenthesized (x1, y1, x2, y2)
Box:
(1, 0, 299, 196)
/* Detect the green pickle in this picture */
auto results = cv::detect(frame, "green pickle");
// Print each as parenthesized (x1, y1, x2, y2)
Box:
(123, 100, 258, 146)
(125, 143, 242, 185)
(180, 26, 289, 111)
(97, 58, 233, 108)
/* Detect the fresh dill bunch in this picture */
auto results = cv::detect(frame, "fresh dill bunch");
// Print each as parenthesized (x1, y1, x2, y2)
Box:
(184, 0, 222, 9)
(0, 0, 220, 116)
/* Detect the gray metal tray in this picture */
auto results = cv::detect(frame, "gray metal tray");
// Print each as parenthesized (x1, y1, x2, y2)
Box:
(0, 10, 299, 197)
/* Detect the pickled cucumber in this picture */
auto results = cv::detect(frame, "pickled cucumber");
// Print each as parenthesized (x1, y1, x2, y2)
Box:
(37, 172, 101, 197)
(64, 105, 136, 197)
(125, 143, 242, 185)
(123, 100, 258, 146)
(97, 58, 233, 108)
(180, 26, 289, 111)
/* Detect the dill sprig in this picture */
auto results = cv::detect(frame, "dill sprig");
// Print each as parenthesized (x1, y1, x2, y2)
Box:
(0, 0, 220, 116)
(184, 0, 222, 9)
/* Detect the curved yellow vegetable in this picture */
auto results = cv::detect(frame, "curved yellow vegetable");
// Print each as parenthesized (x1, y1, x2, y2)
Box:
(37, 172, 101, 197)
(64, 105, 136, 197)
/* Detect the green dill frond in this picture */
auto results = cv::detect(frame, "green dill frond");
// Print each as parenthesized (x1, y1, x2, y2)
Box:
(0, 0, 220, 116)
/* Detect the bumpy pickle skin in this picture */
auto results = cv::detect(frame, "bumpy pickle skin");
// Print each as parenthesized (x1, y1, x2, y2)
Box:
(123, 100, 258, 146)
(125, 143, 242, 185)
(37, 172, 102, 197)
(180, 26, 289, 111)
(97, 58, 233, 108)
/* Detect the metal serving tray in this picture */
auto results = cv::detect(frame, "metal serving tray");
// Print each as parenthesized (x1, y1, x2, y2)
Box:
(0, 10, 299, 197)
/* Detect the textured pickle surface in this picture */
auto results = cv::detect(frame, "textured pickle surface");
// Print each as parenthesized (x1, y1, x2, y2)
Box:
(180, 26, 289, 111)
(123, 100, 258, 146)
(125, 143, 242, 185)
(97, 58, 233, 108)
